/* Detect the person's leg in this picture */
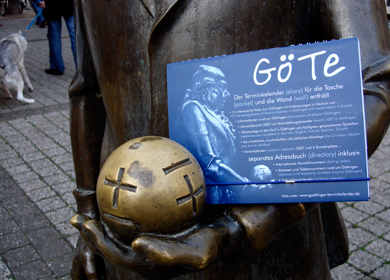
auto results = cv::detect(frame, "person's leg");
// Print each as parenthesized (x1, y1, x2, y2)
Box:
(47, 18, 65, 72)
(64, 15, 77, 69)
(31, 0, 45, 24)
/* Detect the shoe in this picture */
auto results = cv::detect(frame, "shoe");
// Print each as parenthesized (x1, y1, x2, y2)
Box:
(39, 20, 47, 28)
(45, 68, 63, 75)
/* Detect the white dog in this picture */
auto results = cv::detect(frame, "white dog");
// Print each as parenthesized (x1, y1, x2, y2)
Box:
(0, 32, 34, 103)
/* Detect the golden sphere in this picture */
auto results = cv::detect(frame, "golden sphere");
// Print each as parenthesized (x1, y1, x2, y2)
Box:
(96, 136, 206, 243)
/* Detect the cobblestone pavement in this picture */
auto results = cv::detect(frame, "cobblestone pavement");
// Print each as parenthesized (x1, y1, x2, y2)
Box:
(1, 7, 390, 280)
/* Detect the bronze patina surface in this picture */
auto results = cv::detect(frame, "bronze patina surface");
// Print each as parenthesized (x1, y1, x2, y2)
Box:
(95, 136, 206, 243)
(69, 1, 390, 279)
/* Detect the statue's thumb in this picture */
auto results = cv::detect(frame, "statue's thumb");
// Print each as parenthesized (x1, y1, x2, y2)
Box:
(70, 214, 91, 231)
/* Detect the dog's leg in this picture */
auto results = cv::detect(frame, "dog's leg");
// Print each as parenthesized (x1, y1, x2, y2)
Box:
(5, 68, 34, 104)
(16, 89, 34, 103)
(17, 59, 33, 91)
(2, 80, 13, 99)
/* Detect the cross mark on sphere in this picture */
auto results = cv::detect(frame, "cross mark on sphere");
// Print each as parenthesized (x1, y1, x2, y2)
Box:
(103, 167, 137, 208)
(176, 175, 204, 215)
(162, 158, 192, 175)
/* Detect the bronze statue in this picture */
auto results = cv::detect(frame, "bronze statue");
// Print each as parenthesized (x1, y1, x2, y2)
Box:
(69, 1, 390, 279)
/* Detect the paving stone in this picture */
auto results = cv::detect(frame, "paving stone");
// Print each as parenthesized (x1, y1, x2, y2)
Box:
(14, 213, 51, 233)
(62, 192, 76, 206)
(2, 135, 27, 145)
(32, 138, 58, 151)
(375, 209, 390, 223)
(2, 192, 35, 209)
(36, 197, 67, 212)
(371, 192, 390, 208)
(18, 151, 46, 163)
(3, 245, 40, 268)
(67, 170, 76, 180)
(67, 234, 78, 249)
(64, 145, 73, 154)
(348, 242, 359, 252)
(0, 204, 10, 222)
(370, 147, 390, 161)
(0, 232, 30, 253)
(0, 141, 11, 153)
(35, 238, 73, 261)
(27, 187, 57, 202)
(331, 263, 365, 280)
(11, 259, 52, 280)
(0, 218, 20, 236)
(348, 250, 384, 273)
(41, 146, 68, 157)
(9, 140, 35, 150)
(4, 164, 31, 177)
(47, 253, 73, 276)
(365, 239, 390, 260)
(8, 119, 32, 130)
(27, 226, 62, 247)
(376, 173, 390, 188)
(56, 222, 78, 237)
(382, 228, 390, 242)
(347, 227, 377, 247)
(51, 153, 73, 165)
(13, 171, 40, 184)
(14, 145, 40, 157)
(18, 126, 43, 137)
(45, 207, 76, 225)
(0, 157, 25, 169)
(52, 181, 75, 196)
(35, 165, 62, 178)
(0, 125, 18, 137)
(0, 257, 12, 279)
(358, 217, 390, 236)
(0, 149, 18, 161)
(0, 180, 25, 201)
(60, 161, 75, 172)
(28, 158, 54, 170)
(353, 201, 386, 216)
(27, 114, 47, 124)
(368, 178, 390, 195)
(372, 264, 390, 280)
(18, 179, 47, 193)
(43, 172, 71, 186)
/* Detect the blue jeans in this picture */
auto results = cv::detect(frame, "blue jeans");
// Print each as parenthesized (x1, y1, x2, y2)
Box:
(47, 15, 77, 72)
(31, 0, 45, 24)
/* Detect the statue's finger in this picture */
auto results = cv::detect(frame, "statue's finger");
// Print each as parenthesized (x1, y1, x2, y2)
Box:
(79, 220, 105, 253)
(70, 214, 91, 231)
(132, 229, 219, 270)
(70, 252, 87, 280)
(81, 248, 99, 280)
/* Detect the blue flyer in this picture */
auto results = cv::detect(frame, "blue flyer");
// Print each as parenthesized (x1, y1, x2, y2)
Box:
(167, 38, 369, 204)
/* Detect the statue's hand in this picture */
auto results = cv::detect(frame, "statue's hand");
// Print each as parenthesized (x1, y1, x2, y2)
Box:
(230, 203, 306, 253)
(71, 204, 306, 276)
(132, 204, 306, 269)
(71, 213, 240, 273)
(132, 214, 241, 270)
(70, 214, 194, 279)
(362, 56, 390, 157)
(70, 234, 104, 280)
(70, 215, 154, 270)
